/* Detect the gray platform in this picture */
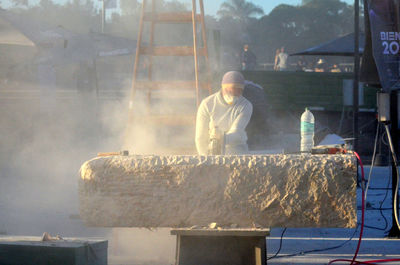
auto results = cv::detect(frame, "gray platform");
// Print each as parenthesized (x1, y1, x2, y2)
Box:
(0, 236, 108, 265)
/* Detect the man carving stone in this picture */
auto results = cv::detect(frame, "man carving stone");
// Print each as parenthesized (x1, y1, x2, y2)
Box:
(195, 71, 253, 155)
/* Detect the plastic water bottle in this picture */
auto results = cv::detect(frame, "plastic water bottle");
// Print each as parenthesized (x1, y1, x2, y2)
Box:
(300, 108, 315, 152)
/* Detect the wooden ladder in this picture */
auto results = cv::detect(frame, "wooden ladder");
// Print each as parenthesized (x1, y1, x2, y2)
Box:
(128, 0, 212, 126)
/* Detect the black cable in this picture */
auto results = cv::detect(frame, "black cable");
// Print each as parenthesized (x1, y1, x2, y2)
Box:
(360, 170, 390, 232)
(382, 151, 393, 234)
(363, 123, 390, 232)
(267, 227, 287, 260)
(384, 124, 400, 231)
(359, 206, 391, 210)
(366, 207, 392, 211)
(365, 168, 390, 234)
(269, 225, 359, 259)
(367, 187, 392, 190)
(364, 224, 387, 231)
(381, 130, 389, 146)
(376, 164, 391, 232)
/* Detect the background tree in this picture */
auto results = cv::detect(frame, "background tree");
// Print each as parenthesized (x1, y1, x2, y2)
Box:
(247, 0, 356, 65)
(119, 0, 139, 16)
(217, 0, 264, 23)
(302, 0, 313, 5)
(4, 0, 361, 69)
(10, 0, 28, 8)
(216, 0, 264, 69)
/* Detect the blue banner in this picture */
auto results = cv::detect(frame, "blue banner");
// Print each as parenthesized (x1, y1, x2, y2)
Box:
(367, 0, 400, 91)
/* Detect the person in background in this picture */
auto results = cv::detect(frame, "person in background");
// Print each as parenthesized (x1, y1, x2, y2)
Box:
(314, 58, 327, 72)
(195, 71, 253, 155)
(295, 56, 306, 71)
(330, 63, 342, 73)
(242, 80, 269, 150)
(276, 47, 288, 71)
(273, 48, 280, 70)
(241, 44, 257, 71)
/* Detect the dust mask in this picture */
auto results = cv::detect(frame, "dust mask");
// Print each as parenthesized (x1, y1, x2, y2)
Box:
(223, 94, 239, 105)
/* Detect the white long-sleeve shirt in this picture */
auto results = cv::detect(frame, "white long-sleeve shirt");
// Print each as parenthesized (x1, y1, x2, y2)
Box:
(195, 91, 253, 155)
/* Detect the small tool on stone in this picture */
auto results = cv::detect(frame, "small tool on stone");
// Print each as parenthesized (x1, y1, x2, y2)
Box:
(97, 150, 129, 157)
(311, 144, 347, 154)
(41, 232, 63, 241)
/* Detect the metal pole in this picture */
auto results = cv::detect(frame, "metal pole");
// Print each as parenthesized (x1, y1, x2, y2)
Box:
(353, 0, 360, 153)
(192, 0, 200, 107)
(102, 0, 106, 33)
(128, 0, 146, 116)
(199, 0, 212, 96)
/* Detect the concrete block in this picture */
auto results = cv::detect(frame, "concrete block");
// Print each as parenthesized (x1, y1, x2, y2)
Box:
(79, 154, 356, 228)
(0, 236, 107, 265)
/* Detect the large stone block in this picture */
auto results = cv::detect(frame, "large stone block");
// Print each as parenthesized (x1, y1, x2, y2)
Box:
(79, 154, 356, 228)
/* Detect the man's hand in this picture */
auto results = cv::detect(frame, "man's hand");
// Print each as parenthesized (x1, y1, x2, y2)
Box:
(210, 127, 222, 140)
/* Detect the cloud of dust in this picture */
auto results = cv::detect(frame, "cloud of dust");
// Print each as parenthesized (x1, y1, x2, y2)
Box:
(0, 2, 298, 264)
(0, 3, 208, 264)
(0, 64, 178, 264)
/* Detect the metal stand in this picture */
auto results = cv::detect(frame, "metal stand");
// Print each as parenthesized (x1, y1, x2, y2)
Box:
(171, 228, 270, 265)
(353, 0, 360, 154)
(388, 91, 400, 238)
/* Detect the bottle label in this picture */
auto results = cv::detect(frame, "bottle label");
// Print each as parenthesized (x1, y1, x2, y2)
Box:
(301, 121, 314, 133)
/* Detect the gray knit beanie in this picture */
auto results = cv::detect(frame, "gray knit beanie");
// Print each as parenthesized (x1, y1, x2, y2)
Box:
(221, 71, 245, 86)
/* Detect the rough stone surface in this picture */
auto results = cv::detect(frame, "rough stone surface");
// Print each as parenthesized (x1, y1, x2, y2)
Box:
(79, 154, 356, 228)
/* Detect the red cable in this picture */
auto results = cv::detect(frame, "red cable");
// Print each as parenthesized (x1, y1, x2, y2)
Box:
(331, 258, 400, 264)
(350, 151, 365, 265)
(328, 152, 400, 265)
(328, 152, 365, 265)
(363, 259, 400, 264)
(328, 259, 373, 265)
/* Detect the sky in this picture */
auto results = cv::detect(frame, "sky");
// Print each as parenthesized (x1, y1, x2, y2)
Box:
(192, 0, 355, 16)
(11, 0, 356, 19)
(9, 0, 356, 19)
